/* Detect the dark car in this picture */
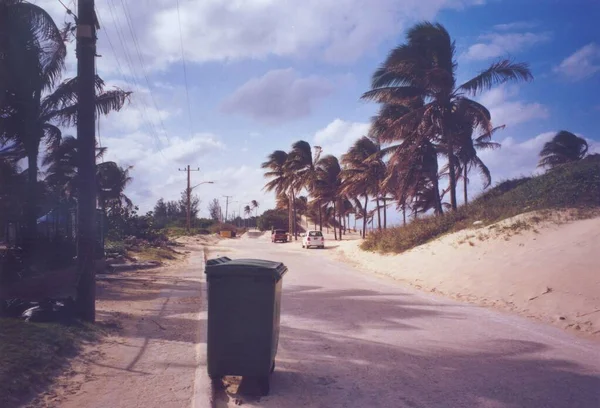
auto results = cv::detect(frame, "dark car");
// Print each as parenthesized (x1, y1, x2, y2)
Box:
(271, 229, 288, 243)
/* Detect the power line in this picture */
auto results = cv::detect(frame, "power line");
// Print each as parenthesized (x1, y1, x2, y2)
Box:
(101, 0, 166, 156)
(119, 0, 171, 144)
(176, 0, 194, 138)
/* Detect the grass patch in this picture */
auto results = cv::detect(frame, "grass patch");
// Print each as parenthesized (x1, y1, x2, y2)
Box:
(128, 246, 179, 262)
(363, 156, 600, 254)
(0, 319, 100, 407)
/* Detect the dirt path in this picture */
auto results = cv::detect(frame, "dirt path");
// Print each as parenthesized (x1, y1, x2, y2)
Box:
(29, 238, 211, 408)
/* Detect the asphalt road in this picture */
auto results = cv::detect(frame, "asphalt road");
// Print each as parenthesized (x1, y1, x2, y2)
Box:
(205, 235, 600, 408)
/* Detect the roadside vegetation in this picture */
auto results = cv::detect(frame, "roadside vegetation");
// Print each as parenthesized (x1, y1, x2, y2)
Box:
(363, 155, 600, 253)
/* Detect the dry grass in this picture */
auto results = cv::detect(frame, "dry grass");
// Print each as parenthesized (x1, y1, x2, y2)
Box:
(0, 319, 100, 407)
(363, 156, 600, 254)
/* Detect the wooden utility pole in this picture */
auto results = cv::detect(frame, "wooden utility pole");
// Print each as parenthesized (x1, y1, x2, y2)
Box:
(222, 195, 233, 223)
(75, 0, 98, 322)
(178, 165, 199, 231)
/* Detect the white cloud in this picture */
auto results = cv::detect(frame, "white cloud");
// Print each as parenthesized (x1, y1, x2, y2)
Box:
(221, 69, 333, 123)
(313, 119, 370, 157)
(147, 0, 485, 67)
(493, 21, 538, 31)
(463, 32, 551, 60)
(478, 85, 549, 127)
(99, 130, 275, 215)
(37, 0, 486, 74)
(554, 43, 600, 81)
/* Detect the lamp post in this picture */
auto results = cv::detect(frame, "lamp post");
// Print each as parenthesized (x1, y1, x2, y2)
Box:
(187, 181, 215, 231)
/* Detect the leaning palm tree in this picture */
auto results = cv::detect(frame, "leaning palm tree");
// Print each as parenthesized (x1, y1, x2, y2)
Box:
(452, 123, 504, 204)
(1, 0, 67, 240)
(244, 205, 252, 228)
(251, 200, 259, 218)
(262, 150, 294, 233)
(538, 130, 589, 169)
(362, 22, 533, 210)
(314, 155, 342, 240)
(341, 136, 385, 238)
(286, 141, 323, 231)
(96, 162, 133, 214)
(2, 3, 130, 242)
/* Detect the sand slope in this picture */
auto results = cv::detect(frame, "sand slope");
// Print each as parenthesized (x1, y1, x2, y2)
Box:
(331, 212, 600, 338)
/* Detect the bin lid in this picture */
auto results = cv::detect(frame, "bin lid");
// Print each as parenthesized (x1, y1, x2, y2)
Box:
(205, 257, 288, 281)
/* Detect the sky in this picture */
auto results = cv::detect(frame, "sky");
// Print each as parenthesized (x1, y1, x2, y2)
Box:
(34, 0, 600, 222)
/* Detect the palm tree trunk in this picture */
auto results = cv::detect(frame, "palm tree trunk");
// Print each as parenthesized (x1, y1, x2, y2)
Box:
(383, 198, 387, 229)
(402, 204, 406, 226)
(24, 149, 39, 250)
(432, 174, 444, 216)
(338, 208, 343, 240)
(376, 197, 382, 230)
(318, 201, 323, 231)
(446, 128, 458, 211)
(292, 188, 298, 240)
(332, 202, 337, 240)
(288, 193, 292, 234)
(463, 165, 468, 205)
(362, 194, 368, 239)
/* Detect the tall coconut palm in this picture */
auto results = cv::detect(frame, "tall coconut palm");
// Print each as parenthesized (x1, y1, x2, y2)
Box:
(262, 150, 294, 233)
(341, 136, 385, 238)
(287, 141, 323, 231)
(538, 130, 589, 169)
(314, 155, 342, 240)
(454, 124, 503, 204)
(244, 205, 252, 228)
(341, 136, 386, 236)
(96, 162, 133, 214)
(251, 199, 259, 218)
(362, 22, 533, 211)
(42, 135, 107, 199)
(1, 0, 67, 240)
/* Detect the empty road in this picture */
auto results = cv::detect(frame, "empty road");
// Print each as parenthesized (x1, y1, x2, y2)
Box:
(203, 234, 600, 408)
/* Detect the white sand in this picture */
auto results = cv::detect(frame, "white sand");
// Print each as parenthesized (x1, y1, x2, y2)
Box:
(329, 211, 600, 338)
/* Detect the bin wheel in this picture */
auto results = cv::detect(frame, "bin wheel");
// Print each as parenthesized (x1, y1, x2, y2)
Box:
(257, 376, 270, 396)
(270, 361, 275, 373)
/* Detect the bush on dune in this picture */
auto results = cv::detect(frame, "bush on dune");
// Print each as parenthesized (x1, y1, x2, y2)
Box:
(363, 156, 600, 254)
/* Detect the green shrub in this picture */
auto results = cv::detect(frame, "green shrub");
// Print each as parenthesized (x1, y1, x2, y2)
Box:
(363, 157, 600, 254)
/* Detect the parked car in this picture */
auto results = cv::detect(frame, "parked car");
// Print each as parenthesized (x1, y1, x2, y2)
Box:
(302, 230, 325, 249)
(271, 229, 288, 243)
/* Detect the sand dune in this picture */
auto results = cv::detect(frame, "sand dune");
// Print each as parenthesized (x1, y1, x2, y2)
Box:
(330, 212, 600, 338)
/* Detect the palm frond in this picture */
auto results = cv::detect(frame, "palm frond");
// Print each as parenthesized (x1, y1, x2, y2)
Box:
(457, 59, 533, 96)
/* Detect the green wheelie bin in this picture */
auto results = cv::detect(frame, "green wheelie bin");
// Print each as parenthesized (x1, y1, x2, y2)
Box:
(205, 257, 287, 395)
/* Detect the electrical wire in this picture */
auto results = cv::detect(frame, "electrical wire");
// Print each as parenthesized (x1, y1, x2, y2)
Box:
(176, 0, 194, 138)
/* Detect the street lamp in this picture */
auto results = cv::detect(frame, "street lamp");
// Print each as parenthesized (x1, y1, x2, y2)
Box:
(186, 181, 215, 231)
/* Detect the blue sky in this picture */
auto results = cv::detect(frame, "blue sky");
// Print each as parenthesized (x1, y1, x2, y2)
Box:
(37, 0, 600, 222)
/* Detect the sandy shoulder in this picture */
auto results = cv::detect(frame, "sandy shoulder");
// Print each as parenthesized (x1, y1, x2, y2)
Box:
(328, 213, 600, 338)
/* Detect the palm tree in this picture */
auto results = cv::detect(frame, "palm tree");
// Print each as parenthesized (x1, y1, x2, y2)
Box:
(43, 135, 132, 217)
(1, 0, 67, 240)
(96, 162, 133, 214)
(1, 0, 130, 242)
(341, 136, 385, 238)
(244, 205, 252, 228)
(262, 150, 293, 233)
(251, 200, 259, 218)
(43, 135, 107, 198)
(362, 22, 533, 211)
(538, 131, 589, 169)
(314, 155, 342, 240)
(287, 141, 323, 231)
(450, 123, 504, 204)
